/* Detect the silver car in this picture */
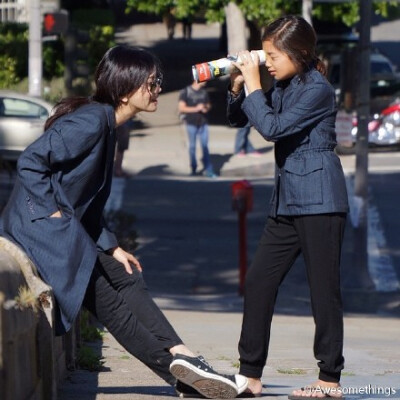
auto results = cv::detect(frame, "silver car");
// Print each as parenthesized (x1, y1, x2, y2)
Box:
(0, 90, 53, 161)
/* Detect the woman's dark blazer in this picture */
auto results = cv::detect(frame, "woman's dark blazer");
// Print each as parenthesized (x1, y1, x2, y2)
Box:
(0, 102, 118, 334)
(227, 69, 349, 217)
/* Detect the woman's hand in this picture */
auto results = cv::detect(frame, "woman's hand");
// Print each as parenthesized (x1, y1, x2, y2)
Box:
(231, 50, 262, 95)
(110, 246, 142, 274)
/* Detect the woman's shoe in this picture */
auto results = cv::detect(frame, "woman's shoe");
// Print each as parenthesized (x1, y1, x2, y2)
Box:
(170, 354, 248, 399)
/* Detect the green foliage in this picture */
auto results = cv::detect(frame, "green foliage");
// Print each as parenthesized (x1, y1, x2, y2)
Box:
(80, 309, 104, 342)
(239, 0, 298, 26)
(125, 0, 399, 29)
(0, 22, 28, 79)
(77, 345, 104, 371)
(43, 40, 65, 79)
(313, 2, 360, 26)
(87, 25, 116, 71)
(126, 0, 176, 15)
(0, 8, 114, 90)
(0, 56, 19, 88)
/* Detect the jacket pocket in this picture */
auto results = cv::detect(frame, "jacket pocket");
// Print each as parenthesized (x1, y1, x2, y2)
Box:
(283, 156, 323, 206)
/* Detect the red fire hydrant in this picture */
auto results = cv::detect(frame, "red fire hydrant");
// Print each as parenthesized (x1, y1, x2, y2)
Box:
(231, 180, 253, 295)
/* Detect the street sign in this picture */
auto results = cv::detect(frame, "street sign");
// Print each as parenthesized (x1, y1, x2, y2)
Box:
(43, 10, 68, 35)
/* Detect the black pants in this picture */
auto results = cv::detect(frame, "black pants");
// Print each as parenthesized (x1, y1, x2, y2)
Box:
(83, 252, 182, 385)
(238, 214, 346, 383)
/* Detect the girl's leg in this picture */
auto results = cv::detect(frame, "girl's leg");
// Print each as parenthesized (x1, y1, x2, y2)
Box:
(294, 213, 346, 383)
(83, 259, 179, 385)
(239, 216, 301, 379)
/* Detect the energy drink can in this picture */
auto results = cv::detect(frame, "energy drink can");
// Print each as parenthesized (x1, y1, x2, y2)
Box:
(192, 50, 266, 82)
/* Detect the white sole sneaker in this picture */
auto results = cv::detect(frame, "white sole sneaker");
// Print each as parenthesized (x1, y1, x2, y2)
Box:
(170, 357, 241, 399)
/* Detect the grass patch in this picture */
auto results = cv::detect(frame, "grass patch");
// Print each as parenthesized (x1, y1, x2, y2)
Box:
(77, 345, 104, 371)
(80, 309, 104, 342)
(120, 355, 131, 360)
(342, 371, 356, 376)
(277, 368, 307, 375)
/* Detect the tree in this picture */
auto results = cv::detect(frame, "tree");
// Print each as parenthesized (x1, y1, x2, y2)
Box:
(125, 0, 398, 63)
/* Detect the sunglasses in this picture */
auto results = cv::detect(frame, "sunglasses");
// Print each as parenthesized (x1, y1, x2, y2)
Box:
(148, 76, 163, 94)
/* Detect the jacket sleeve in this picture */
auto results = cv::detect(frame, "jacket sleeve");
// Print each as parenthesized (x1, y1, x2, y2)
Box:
(242, 83, 335, 142)
(226, 88, 249, 128)
(17, 109, 105, 221)
(97, 215, 119, 251)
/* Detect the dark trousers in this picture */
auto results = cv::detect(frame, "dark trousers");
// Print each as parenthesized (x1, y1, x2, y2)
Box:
(238, 214, 346, 383)
(83, 252, 182, 385)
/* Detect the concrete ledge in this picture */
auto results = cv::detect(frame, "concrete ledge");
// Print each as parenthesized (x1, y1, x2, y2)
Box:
(0, 237, 77, 400)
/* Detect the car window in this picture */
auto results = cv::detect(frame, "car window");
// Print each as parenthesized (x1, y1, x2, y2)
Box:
(371, 61, 393, 75)
(0, 97, 49, 119)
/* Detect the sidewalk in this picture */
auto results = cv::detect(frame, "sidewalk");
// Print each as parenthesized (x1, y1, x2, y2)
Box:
(58, 304, 400, 400)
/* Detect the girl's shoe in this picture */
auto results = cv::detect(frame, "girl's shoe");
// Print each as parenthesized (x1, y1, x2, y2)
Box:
(170, 354, 248, 399)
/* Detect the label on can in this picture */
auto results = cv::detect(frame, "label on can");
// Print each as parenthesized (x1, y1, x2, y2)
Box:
(193, 62, 212, 82)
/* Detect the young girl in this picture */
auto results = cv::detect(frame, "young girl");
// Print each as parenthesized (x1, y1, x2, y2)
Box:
(0, 45, 246, 399)
(228, 16, 349, 399)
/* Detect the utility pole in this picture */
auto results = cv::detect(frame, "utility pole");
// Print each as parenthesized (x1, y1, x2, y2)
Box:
(302, 0, 313, 26)
(348, 0, 375, 293)
(28, 0, 42, 97)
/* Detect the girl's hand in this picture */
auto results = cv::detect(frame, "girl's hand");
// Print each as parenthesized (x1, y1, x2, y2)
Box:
(110, 246, 143, 274)
(231, 50, 262, 95)
(230, 67, 245, 96)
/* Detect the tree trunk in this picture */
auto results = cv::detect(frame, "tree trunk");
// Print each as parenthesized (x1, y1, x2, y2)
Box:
(224, 2, 247, 55)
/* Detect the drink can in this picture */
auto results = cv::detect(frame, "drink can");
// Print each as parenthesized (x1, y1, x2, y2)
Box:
(192, 50, 266, 82)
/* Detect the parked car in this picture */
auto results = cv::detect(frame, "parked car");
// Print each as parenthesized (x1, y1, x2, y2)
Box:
(336, 99, 400, 154)
(326, 51, 400, 114)
(0, 90, 53, 161)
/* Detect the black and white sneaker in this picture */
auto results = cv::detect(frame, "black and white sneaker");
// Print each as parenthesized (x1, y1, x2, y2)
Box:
(170, 354, 248, 399)
(175, 380, 205, 398)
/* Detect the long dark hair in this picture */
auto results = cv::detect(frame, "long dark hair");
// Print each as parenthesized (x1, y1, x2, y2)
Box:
(261, 15, 326, 78)
(45, 45, 162, 130)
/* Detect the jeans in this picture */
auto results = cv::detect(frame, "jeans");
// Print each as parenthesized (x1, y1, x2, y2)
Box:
(239, 214, 346, 382)
(186, 123, 212, 173)
(234, 125, 255, 154)
(83, 252, 182, 385)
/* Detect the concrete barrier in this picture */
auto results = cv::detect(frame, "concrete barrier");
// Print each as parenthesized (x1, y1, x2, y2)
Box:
(0, 237, 78, 400)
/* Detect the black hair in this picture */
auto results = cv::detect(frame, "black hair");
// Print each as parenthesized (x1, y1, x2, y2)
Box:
(45, 45, 162, 130)
(261, 15, 326, 78)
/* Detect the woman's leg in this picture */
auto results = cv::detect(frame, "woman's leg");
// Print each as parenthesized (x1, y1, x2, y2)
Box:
(97, 252, 183, 345)
(83, 257, 179, 385)
(295, 214, 346, 383)
(239, 216, 301, 381)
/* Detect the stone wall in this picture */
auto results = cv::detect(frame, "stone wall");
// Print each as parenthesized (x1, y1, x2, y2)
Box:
(0, 237, 77, 400)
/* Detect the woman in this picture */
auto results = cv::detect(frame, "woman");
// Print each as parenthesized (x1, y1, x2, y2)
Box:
(227, 16, 349, 399)
(0, 45, 246, 399)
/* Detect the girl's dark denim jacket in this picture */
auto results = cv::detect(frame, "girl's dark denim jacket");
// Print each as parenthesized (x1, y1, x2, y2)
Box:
(227, 68, 349, 217)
